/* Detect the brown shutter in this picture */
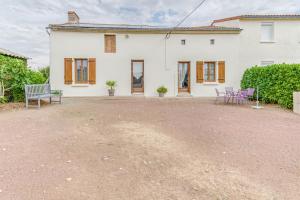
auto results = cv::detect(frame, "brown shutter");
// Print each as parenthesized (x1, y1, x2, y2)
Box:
(105, 35, 110, 52)
(111, 35, 116, 53)
(218, 61, 225, 83)
(64, 58, 72, 84)
(196, 61, 204, 83)
(105, 35, 116, 53)
(88, 58, 96, 84)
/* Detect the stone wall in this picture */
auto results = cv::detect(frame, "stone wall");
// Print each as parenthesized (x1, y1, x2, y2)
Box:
(293, 92, 300, 114)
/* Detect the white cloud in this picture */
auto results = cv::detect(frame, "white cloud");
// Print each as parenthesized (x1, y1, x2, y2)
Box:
(0, 0, 299, 68)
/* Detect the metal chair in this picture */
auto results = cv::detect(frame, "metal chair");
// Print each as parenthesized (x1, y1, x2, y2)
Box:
(246, 88, 255, 101)
(215, 88, 227, 104)
(235, 90, 248, 104)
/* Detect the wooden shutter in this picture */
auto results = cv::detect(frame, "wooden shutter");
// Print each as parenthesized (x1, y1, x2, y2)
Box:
(218, 61, 225, 83)
(196, 61, 204, 83)
(64, 58, 72, 84)
(88, 58, 96, 84)
(105, 35, 116, 53)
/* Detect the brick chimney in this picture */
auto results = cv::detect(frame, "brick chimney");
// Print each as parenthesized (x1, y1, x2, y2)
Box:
(68, 11, 79, 24)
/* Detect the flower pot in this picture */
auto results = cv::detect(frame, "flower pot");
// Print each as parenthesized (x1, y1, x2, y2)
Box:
(159, 93, 165, 97)
(108, 89, 115, 96)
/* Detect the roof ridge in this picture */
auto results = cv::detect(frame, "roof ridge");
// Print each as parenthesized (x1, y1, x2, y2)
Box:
(212, 14, 300, 25)
(48, 23, 242, 33)
(0, 47, 28, 59)
(55, 22, 168, 28)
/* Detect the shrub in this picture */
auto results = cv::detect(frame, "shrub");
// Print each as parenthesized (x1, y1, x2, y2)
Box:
(39, 66, 50, 82)
(157, 86, 168, 94)
(241, 64, 300, 109)
(106, 80, 117, 90)
(0, 96, 7, 104)
(0, 55, 46, 102)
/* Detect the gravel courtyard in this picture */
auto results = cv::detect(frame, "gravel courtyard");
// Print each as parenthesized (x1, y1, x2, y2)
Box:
(0, 97, 299, 200)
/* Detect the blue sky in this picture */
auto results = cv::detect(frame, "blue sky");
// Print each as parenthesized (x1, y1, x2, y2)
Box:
(0, 0, 300, 68)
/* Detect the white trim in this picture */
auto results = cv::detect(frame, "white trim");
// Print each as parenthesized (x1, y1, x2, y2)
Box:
(203, 82, 219, 85)
(71, 84, 89, 87)
(260, 41, 275, 43)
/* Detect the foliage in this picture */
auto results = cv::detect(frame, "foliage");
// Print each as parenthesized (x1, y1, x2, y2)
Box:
(39, 66, 50, 82)
(106, 80, 117, 90)
(156, 86, 168, 94)
(241, 64, 300, 109)
(0, 96, 7, 104)
(0, 55, 46, 102)
(51, 90, 62, 95)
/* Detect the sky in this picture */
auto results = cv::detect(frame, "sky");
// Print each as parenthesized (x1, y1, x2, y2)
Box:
(0, 0, 300, 68)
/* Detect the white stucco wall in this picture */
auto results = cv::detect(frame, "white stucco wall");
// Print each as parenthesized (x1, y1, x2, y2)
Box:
(214, 19, 300, 69)
(50, 19, 300, 97)
(50, 31, 240, 97)
(238, 20, 300, 68)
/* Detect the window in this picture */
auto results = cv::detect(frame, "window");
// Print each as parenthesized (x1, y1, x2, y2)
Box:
(261, 22, 274, 42)
(210, 39, 215, 45)
(261, 61, 274, 66)
(75, 59, 88, 83)
(204, 62, 216, 82)
(105, 34, 116, 53)
(181, 39, 186, 45)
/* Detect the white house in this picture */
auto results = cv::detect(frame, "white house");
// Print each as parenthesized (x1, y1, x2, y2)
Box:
(48, 11, 300, 97)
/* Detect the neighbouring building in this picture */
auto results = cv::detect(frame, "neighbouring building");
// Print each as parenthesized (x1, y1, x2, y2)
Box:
(48, 11, 300, 97)
(0, 48, 28, 64)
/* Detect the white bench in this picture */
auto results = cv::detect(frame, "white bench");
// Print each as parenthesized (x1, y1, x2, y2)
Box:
(25, 84, 62, 109)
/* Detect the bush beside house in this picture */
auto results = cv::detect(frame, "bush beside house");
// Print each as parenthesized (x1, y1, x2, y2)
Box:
(241, 64, 300, 109)
(39, 66, 50, 82)
(0, 55, 46, 102)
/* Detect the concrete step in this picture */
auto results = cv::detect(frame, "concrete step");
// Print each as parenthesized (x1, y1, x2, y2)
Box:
(177, 92, 192, 98)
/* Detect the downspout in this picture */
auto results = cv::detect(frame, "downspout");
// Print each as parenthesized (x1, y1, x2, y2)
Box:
(45, 27, 50, 36)
(46, 26, 51, 84)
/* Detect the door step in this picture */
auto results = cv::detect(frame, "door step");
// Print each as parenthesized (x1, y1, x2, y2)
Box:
(177, 92, 192, 98)
(132, 93, 144, 97)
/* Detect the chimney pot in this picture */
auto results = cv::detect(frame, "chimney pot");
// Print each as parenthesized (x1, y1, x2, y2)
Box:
(68, 11, 79, 24)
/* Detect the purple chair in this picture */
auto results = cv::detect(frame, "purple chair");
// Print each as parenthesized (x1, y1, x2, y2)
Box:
(246, 88, 255, 101)
(225, 87, 234, 103)
(235, 90, 248, 104)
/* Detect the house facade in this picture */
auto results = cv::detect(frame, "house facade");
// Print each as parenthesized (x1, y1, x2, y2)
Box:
(48, 12, 300, 97)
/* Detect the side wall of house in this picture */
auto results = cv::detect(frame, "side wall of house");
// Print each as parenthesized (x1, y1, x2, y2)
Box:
(214, 19, 300, 80)
(50, 31, 240, 97)
(238, 20, 300, 68)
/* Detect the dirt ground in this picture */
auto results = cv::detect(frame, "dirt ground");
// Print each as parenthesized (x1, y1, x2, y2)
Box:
(0, 97, 299, 200)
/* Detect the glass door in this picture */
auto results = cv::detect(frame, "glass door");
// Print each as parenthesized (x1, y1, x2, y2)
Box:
(178, 62, 190, 93)
(131, 60, 144, 93)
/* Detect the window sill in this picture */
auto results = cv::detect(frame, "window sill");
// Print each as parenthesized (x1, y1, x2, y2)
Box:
(260, 41, 275, 44)
(203, 82, 219, 85)
(71, 84, 89, 87)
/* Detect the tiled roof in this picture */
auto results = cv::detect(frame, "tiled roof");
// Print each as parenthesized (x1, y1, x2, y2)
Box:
(0, 48, 28, 60)
(212, 14, 300, 24)
(48, 23, 241, 33)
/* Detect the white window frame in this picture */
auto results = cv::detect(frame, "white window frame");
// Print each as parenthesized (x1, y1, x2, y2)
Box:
(261, 61, 274, 67)
(261, 22, 274, 43)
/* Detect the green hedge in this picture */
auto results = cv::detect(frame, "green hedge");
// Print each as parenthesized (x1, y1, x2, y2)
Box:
(0, 54, 46, 102)
(241, 64, 300, 109)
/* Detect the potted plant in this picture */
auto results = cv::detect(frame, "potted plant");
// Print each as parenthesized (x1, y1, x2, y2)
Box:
(157, 86, 168, 97)
(106, 80, 117, 96)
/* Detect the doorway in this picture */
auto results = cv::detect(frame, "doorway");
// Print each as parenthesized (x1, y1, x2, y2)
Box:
(178, 61, 190, 93)
(131, 60, 144, 93)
